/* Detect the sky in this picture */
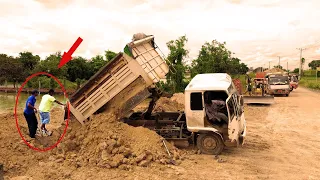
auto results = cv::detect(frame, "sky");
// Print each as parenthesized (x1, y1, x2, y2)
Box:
(1, 0, 320, 70)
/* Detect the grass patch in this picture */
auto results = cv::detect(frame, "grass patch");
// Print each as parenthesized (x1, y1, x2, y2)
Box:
(299, 76, 320, 90)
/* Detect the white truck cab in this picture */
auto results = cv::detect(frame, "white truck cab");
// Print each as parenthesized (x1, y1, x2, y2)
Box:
(185, 73, 247, 154)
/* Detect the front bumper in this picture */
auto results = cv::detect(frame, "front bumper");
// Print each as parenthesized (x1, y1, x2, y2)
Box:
(269, 89, 290, 94)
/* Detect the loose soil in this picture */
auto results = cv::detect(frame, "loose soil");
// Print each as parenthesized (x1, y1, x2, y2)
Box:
(1, 88, 320, 179)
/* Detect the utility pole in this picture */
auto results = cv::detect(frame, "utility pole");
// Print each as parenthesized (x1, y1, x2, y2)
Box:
(269, 61, 270, 69)
(278, 56, 281, 67)
(287, 61, 289, 73)
(297, 48, 306, 80)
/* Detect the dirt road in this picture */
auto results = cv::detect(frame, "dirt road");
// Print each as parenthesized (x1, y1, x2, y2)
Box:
(2, 87, 320, 179)
(174, 87, 320, 180)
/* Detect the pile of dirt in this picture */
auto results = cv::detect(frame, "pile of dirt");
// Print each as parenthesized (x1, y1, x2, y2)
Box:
(153, 97, 184, 112)
(49, 112, 183, 170)
(170, 93, 185, 105)
(153, 93, 185, 112)
(264, 68, 285, 73)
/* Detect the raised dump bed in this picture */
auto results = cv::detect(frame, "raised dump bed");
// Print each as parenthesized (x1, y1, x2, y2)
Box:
(69, 35, 169, 124)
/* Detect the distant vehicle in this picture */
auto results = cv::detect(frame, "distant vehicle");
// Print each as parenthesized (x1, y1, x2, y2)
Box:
(266, 72, 291, 97)
(289, 74, 299, 91)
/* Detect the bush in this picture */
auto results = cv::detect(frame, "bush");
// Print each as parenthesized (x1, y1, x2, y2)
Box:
(299, 78, 320, 90)
(25, 76, 77, 89)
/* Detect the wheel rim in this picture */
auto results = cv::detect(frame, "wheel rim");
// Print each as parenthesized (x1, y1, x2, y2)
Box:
(202, 136, 217, 150)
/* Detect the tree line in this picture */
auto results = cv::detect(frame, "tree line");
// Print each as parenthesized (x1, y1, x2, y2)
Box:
(0, 35, 249, 92)
(0, 50, 117, 89)
(161, 36, 249, 93)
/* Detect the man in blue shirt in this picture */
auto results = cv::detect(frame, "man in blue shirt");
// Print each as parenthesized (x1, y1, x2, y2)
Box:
(23, 90, 39, 138)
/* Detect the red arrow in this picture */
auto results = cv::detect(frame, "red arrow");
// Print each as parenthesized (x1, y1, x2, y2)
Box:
(58, 37, 83, 68)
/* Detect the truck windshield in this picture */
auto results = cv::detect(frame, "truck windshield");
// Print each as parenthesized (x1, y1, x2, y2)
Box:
(269, 76, 289, 85)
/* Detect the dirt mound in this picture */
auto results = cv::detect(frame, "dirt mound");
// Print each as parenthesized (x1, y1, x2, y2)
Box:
(264, 68, 285, 73)
(50, 112, 182, 170)
(170, 93, 185, 105)
(153, 97, 184, 112)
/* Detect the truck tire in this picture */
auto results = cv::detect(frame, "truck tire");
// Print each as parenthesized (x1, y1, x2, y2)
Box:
(286, 93, 289, 97)
(197, 133, 224, 155)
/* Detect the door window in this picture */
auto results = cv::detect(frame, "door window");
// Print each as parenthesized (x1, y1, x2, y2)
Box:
(227, 97, 236, 121)
(190, 92, 203, 110)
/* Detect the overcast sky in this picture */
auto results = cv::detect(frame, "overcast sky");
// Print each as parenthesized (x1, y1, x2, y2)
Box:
(1, 0, 320, 70)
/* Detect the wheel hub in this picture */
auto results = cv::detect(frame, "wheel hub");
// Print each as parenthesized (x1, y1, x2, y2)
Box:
(203, 136, 217, 150)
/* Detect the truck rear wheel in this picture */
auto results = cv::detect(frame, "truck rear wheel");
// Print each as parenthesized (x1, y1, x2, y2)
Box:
(197, 133, 224, 155)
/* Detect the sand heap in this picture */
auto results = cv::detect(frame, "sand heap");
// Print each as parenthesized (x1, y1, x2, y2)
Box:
(264, 68, 285, 73)
(153, 93, 185, 112)
(170, 93, 185, 105)
(50, 112, 183, 170)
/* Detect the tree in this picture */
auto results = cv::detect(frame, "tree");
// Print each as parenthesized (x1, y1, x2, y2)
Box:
(105, 50, 117, 62)
(239, 62, 249, 74)
(190, 40, 248, 77)
(34, 52, 68, 78)
(165, 35, 189, 93)
(308, 60, 320, 70)
(90, 55, 106, 73)
(0, 54, 26, 88)
(17, 51, 40, 74)
(293, 68, 299, 73)
(66, 56, 92, 82)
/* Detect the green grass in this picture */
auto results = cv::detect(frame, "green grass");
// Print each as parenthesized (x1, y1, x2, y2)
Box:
(299, 76, 320, 90)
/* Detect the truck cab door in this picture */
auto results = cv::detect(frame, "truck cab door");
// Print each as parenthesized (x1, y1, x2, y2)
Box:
(187, 92, 205, 128)
(226, 95, 240, 143)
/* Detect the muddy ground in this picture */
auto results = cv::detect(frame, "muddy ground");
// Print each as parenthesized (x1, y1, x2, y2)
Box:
(1, 87, 320, 180)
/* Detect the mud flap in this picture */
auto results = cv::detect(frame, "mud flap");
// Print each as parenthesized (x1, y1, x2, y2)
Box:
(243, 95, 274, 104)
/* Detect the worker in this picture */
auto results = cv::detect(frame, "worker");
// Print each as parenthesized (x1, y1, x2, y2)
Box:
(204, 93, 228, 124)
(23, 90, 39, 139)
(38, 89, 65, 136)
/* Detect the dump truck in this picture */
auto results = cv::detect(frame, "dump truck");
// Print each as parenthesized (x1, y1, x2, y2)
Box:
(124, 73, 246, 155)
(266, 72, 291, 96)
(243, 73, 274, 104)
(68, 35, 170, 124)
(67, 34, 246, 155)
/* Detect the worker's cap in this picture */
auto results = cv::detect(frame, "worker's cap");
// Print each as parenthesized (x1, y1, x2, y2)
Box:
(31, 90, 39, 95)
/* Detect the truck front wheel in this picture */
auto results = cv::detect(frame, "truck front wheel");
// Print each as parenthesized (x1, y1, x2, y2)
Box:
(197, 133, 224, 155)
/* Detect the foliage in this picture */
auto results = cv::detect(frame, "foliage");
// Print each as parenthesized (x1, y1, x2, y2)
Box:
(66, 56, 92, 82)
(17, 51, 40, 73)
(0, 54, 26, 88)
(303, 70, 320, 77)
(165, 35, 189, 93)
(33, 52, 68, 78)
(308, 60, 320, 70)
(26, 76, 77, 89)
(299, 76, 320, 90)
(90, 55, 106, 73)
(293, 68, 299, 73)
(190, 40, 248, 77)
(105, 50, 117, 61)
